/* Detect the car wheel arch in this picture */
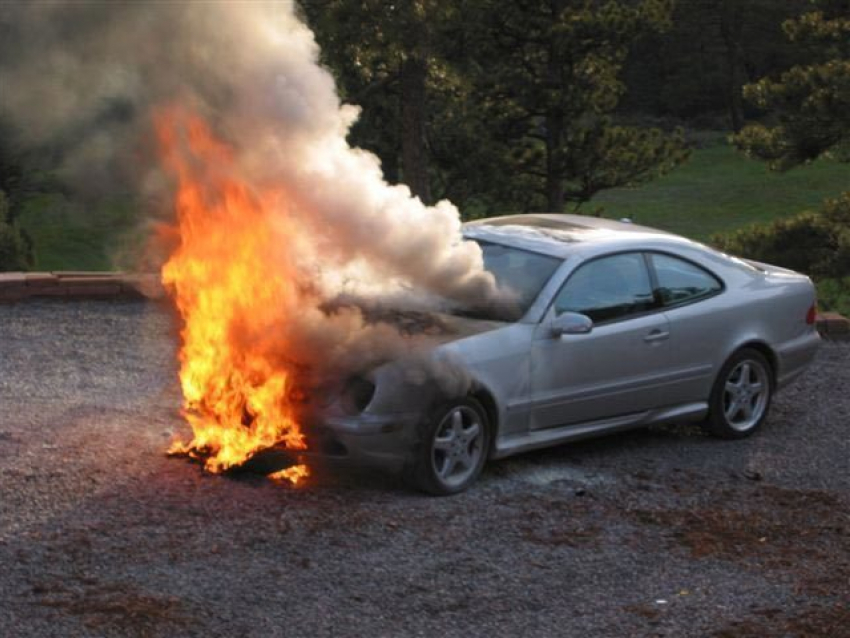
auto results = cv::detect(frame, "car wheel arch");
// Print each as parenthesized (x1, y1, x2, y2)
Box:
(469, 385, 499, 458)
(731, 340, 778, 388)
(406, 394, 492, 495)
(704, 344, 776, 439)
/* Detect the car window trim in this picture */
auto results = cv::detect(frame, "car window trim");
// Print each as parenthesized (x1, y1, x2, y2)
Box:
(644, 250, 726, 310)
(543, 250, 663, 327)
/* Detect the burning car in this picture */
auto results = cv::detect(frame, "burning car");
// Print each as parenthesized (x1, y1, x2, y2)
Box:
(313, 214, 820, 494)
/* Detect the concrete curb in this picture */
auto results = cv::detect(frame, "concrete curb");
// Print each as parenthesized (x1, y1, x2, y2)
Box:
(816, 312, 850, 341)
(0, 271, 164, 303)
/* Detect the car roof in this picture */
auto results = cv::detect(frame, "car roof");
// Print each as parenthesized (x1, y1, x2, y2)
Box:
(463, 213, 691, 258)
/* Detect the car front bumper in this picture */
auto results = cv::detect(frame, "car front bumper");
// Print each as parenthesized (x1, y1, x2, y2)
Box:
(304, 411, 423, 471)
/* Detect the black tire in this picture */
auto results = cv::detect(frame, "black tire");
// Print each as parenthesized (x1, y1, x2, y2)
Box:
(407, 397, 490, 495)
(703, 347, 774, 439)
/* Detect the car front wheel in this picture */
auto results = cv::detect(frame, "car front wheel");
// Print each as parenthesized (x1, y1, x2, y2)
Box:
(409, 397, 490, 495)
(704, 348, 773, 439)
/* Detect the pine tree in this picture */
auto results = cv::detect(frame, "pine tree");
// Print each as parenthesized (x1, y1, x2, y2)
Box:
(469, 0, 689, 211)
(734, 0, 850, 168)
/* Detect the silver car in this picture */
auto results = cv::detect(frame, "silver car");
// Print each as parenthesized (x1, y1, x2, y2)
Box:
(313, 214, 820, 494)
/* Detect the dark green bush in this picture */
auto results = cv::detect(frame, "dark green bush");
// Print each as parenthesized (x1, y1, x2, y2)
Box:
(816, 277, 850, 318)
(712, 192, 850, 315)
(712, 192, 850, 280)
(0, 221, 33, 271)
(0, 190, 34, 271)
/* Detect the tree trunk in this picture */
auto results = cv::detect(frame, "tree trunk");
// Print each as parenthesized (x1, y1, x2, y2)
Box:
(400, 56, 432, 205)
(545, 112, 565, 212)
(720, 0, 746, 132)
(545, 1, 567, 212)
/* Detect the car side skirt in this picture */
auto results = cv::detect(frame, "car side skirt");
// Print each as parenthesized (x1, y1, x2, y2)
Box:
(491, 401, 708, 459)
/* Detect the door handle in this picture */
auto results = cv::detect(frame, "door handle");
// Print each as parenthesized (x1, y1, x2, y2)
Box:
(643, 329, 670, 343)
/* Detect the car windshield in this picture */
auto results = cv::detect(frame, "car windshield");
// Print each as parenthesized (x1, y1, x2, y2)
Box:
(324, 240, 561, 324)
(455, 240, 561, 320)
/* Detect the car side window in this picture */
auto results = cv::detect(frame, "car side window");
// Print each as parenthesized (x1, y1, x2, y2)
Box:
(553, 253, 656, 324)
(650, 253, 722, 306)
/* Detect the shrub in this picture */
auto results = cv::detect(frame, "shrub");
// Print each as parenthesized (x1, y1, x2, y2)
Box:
(0, 221, 33, 271)
(817, 277, 850, 318)
(712, 192, 850, 281)
(0, 190, 34, 271)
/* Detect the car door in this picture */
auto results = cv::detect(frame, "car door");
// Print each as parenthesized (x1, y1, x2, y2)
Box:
(647, 251, 727, 403)
(529, 252, 673, 430)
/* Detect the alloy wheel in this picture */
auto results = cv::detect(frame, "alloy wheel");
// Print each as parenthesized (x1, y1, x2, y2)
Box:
(431, 405, 485, 489)
(723, 359, 770, 432)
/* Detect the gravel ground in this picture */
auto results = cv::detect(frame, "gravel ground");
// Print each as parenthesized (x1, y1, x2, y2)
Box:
(1, 300, 848, 638)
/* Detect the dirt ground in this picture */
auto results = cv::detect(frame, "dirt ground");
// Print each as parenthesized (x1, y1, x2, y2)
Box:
(1, 300, 848, 637)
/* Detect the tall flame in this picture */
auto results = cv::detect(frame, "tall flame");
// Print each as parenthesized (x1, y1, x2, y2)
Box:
(158, 108, 308, 481)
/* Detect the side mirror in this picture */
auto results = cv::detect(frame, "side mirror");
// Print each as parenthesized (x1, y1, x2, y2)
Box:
(551, 311, 593, 338)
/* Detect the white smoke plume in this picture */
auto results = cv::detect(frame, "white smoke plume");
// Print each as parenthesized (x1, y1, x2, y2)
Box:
(0, 0, 497, 304)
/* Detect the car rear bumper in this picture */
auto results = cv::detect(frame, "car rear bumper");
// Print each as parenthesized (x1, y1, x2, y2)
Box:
(775, 329, 821, 389)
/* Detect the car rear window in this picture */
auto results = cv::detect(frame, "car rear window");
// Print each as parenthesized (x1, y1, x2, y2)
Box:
(649, 252, 723, 306)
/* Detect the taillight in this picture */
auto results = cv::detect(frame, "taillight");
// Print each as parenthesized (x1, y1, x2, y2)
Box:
(806, 302, 817, 325)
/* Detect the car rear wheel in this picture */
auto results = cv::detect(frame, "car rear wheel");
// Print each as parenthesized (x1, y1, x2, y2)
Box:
(408, 397, 490, 495)
(704, 348, 773, 439)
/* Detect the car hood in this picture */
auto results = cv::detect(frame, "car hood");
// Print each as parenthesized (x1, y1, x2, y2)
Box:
(324, 297, 508, 345)
(426, 313, 508, 345)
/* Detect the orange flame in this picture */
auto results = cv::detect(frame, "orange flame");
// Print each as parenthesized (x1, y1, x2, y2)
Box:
(268, 465, 310, 485)
(157, 108, 308, 483)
